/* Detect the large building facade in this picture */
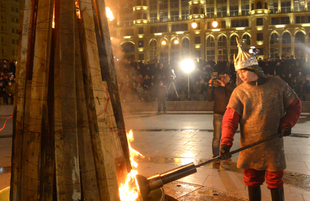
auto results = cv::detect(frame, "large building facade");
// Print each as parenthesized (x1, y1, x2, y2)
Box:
(108, 0, 310, 64)
(0, 0, 23, 60)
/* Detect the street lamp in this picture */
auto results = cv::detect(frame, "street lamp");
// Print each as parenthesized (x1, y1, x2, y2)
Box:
(180, 59, 195, 100)
(212, 19, 218, 28)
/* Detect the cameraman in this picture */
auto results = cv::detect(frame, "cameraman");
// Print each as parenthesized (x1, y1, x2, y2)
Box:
(207, 72, 235, 161)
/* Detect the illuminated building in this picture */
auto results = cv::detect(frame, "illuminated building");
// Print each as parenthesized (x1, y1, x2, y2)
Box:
(108, 0, 310, 63)
(0, 0, 23, 60)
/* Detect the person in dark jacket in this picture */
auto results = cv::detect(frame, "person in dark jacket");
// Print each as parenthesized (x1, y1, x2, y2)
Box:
(207, 72, 235, 159)
(157, 81, 168, 113)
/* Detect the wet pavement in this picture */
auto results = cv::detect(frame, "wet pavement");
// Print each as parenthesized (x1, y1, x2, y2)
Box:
(125, 111, 310, 201)
(1, 107, 310, 200)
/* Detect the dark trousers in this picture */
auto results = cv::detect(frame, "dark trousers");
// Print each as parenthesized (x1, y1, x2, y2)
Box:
(157, 98, 166, 112)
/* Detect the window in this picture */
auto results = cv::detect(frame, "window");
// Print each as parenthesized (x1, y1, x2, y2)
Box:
(206, 36, 215, 47)
(217, 5, 227, 17)
(150, 25, 167, 33)
(295, 32, 305, 59)
(193, 7, 199, 14)
(138, 40, 144, 47)
(218, 35, 227, 47)
(270, 33, 279, 45)
(138, 27, 143, 34)
(282, 32, 291, 44)
(296, 15, 310, 23)
(271, 17, 290, 25)
(159, 11, 168, 22)
(206, 7, 214, 18)
(281, 1, 291, 13)
(269, 0, 278, 13)
(150, 12, 157, 23)
(195, 37, 201, 44)
(159, 0, 168, 9)
(257, 33, 263, 41)
(230, 5, 239, 16)
(242, 34, 251, 45)
(171, 23, 188, 31)
(295, 31, 305, 43)
(12, 39, 15, 44)
(170, 0, 179, 8)
(170, 10, 179, 21)
(181, 0, 189, 7)
(149, 1, 157, 10)
(257, 18, 263, 26)
(181, 10, 189, 20)
(241, 0, 250, 15)
(257, 1, 262, 9)
(294, 0, 305, 12)
(230, 35, 238, 46)
(231, 19, 249, 27)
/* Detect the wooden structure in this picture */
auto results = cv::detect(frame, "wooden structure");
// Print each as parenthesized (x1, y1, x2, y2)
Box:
(11, 0, 131, 200)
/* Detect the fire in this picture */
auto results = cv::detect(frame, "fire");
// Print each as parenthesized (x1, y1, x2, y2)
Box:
(119, 130, 144, 201)
(106, 7, 114, 21)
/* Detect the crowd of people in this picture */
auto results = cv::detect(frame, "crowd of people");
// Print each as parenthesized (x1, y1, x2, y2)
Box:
(0, 59, 16, 105)
(115, 55, 310, 102)
(2, 55, 310, 105)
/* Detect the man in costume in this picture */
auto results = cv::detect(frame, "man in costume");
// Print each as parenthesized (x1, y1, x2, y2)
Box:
(220, 40, 302, 201)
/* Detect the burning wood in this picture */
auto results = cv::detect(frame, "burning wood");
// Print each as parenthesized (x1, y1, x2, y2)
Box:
(119, 130, 144, 201)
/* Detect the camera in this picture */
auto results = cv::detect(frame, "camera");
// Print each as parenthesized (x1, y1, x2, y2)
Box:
(210, 72, 226, 87)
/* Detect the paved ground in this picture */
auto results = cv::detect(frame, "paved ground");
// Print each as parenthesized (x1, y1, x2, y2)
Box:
(124, 111, 310, 201)
(1, 107, 310, 200)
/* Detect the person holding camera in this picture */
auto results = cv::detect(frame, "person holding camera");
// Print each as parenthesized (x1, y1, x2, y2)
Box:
(207, 71, 235, 161)
(220, 40, 301, 201)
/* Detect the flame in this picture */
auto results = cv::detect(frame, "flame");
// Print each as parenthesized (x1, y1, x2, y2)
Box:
(106, 7, 114, 21)
(119, 130, 144, 201)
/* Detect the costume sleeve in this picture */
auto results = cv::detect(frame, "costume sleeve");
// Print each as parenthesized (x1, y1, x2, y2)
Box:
(280, 97, 302, 128)
(221, 107, 240, 146)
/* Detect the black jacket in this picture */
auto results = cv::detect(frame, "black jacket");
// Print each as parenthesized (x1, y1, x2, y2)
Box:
(207, 82, 235, 115)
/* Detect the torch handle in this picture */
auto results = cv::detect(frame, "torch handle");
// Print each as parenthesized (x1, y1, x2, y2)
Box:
(195, 134, 280, 168)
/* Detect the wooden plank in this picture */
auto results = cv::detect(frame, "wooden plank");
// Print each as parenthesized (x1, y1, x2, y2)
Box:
(75, 26, 101, 199)
(94, 0, 131, 173)
(53, 0, 81, 200)
(10, 0, 32, 200)
(20, 0, 54, 200)
(78, 1, 121, 200)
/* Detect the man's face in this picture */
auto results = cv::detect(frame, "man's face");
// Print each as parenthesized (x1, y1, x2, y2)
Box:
(237, 70, 258, 83)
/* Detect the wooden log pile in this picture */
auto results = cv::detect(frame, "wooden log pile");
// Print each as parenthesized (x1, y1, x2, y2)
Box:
(11, 0, 131, 200)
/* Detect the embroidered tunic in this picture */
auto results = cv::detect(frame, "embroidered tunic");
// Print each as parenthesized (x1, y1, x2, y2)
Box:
(227, 77, 297, 171)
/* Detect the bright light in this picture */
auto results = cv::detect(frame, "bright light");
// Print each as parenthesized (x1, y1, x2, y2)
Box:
(174, 39, 179, 45)
(191, 22, 198, 29)
(181, 60, 195, 73)
(161, 40, 167, 45)
(106, 7, 114, 21)
(212, 20, 218, 28)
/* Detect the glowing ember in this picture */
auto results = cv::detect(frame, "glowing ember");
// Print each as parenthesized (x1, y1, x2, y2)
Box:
(106, 7, 114, 21)
(119, 130, 144, 201)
